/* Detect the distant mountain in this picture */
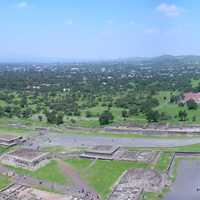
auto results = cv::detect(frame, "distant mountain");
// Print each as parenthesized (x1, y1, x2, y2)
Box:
(122, 55, 200, 66)
(2, 54, 200, 65)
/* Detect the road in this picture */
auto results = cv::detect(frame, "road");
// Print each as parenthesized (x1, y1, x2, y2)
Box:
(23, 133, 200, 149)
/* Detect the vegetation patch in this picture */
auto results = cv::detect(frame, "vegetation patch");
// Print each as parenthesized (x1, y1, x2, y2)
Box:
(155, 152, 174, 173)
(0, 175, 11, 189)
(6, 160, 70, 185)
(141, 187, 170, 200)
(66, 159, 149, 200)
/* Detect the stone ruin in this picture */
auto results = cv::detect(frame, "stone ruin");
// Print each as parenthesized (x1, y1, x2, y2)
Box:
(81, 145, 120, 160)
(0, 184, 102, 200)
(81, 145, 158, 163)
(0, 184, 73, 200)
(108, 169, 169, 200)
(0, 135, 25, 147)
(0, 148, 51, 171)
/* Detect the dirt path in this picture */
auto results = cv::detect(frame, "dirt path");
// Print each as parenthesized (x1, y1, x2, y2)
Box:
(57, 159, 100, 200)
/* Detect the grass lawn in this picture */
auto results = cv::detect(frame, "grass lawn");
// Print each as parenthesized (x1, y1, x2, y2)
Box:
(191, 78, 200, 88)
(63, 105, 147, 127)
(142, 187, 170, 200)
(155, 91, 173, 104)
(152, 90, 200, 124)
(0, 175, 11, 189)
(0, 146, 9, 155)
(6, 160, 70, 185)
(66, 159, 149, 200)
(65, 90, 200, 126)
(142, 192, 163, 200)
(154, 152, 173, 173)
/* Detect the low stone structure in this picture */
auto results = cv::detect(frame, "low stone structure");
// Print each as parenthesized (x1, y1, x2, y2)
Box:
(114, 149, 159, 163)
(81, 145, 158, 163)
(0, 183, 102, 200)
(0, 184, 73, 200)
(0, 135, 25, 147)
(105, 124, 200, 135)
(0, 148, 51, 170)
(109, 169, 168, 200)
(81, 145, 120, 160)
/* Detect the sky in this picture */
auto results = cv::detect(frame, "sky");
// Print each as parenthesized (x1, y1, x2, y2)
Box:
(0, 0, 200, 60)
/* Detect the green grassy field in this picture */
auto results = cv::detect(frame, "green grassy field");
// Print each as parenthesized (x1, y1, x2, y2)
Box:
(0, 175, 11, 189)
(66, 159, 149, 200)
(1, 84, 200, 128)
(6, 160, 70, 185)
(142, 187, 170, 200)
(4, 158, 151, 199)
(0, 90, 199, 127)
(154, 152, 173, 173)
(153, 90, 200, 124)
(62, 90, 200, 126)
(191, 78, 200, 88)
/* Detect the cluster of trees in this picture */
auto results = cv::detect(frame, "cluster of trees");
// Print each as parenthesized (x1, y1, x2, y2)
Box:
(186, 99, 198, 110)
(45, 111, 64, 125)
(116, 92, 159, 118)
(99, 110, 114, 125)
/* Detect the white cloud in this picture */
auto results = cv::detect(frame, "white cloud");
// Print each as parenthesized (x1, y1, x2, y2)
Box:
(156, 3, 182, 17)
(17, 1, 29, 8)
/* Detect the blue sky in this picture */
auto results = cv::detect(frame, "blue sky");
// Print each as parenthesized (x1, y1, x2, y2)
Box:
(0, 0, 200, 60)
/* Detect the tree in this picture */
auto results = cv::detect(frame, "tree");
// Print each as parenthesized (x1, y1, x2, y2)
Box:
(186, 99, 198, 110)
(99, 110, 114, 125)
(178, 110, 187, 121)
(146, 110, 160, 122)
(38, 115, 43, 122)
(128, 106, 139, 116)
(140, 98, 159, 114)
(22, 107, 32, 118)
(170, 95, 180, 104)
(46, 111, 57, 124)
(121, 110, 128, 119)
(85, 110, 92, 118)
(0, 106, 4, 117)
(20, 96, 28, 108)
(56, 112, 64, 125)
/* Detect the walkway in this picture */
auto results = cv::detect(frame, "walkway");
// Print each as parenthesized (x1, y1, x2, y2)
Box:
(57, 159, 100, 200)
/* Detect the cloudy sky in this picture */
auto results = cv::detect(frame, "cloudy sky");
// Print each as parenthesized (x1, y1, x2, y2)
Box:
(0, 0, 199, 60)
